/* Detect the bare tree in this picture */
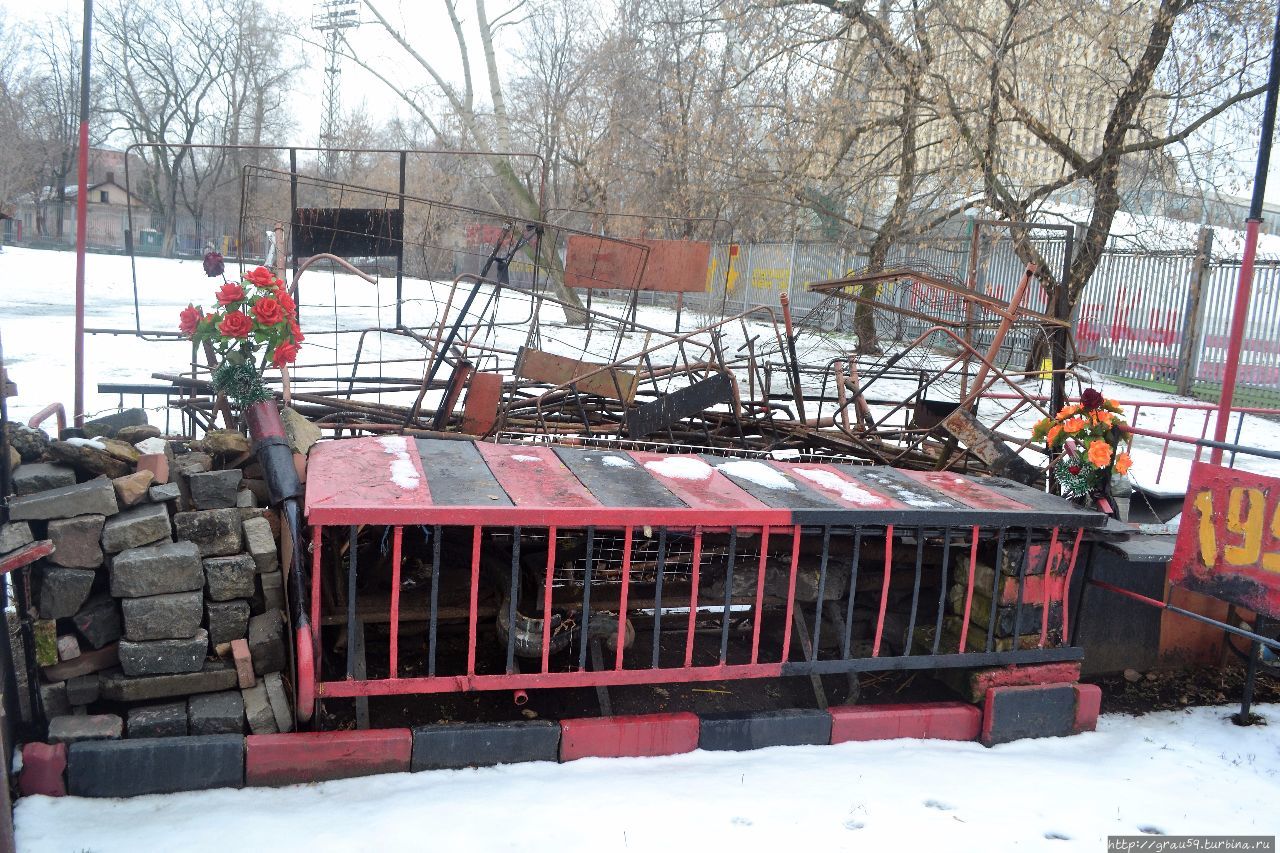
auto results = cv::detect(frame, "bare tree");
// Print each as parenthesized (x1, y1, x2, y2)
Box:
(97, 0, 299, 256)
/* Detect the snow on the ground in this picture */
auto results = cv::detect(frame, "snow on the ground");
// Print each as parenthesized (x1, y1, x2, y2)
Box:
(13, 704, 1280, 853)
(2, 245, 1279, 497)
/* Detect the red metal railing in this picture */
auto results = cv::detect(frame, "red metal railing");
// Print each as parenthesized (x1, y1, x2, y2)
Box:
(986, 393, 1280, 490)
(302, 520, 1086, 705)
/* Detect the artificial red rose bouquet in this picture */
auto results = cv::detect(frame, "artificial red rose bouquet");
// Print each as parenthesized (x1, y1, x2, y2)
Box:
(1030, 387, 1131, 500)
(179, 265, 304, 408)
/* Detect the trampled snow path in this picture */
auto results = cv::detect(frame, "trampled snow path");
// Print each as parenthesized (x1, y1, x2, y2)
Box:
(13, 705, 1279, 852)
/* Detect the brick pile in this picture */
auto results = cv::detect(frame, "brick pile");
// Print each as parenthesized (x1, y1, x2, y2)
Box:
(1, 414, 293, 747)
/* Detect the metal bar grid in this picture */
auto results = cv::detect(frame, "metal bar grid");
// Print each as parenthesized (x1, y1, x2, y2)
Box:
(307, 520, 1088, 701)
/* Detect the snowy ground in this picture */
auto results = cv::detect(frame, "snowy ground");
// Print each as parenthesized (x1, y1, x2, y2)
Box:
(12, 704, 1279, 852)
(2, 245, 1279, 497)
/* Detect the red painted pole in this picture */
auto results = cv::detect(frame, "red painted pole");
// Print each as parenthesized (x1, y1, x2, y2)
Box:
(1213, 0, 1280, 462)
(73, 0, 92, 428)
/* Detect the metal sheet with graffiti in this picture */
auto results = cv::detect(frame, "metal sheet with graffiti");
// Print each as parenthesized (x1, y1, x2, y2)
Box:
(1171, 462, 1280, 620)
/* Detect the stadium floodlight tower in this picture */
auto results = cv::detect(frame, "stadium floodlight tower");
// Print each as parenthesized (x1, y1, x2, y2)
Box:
(312, 0, 361, 179)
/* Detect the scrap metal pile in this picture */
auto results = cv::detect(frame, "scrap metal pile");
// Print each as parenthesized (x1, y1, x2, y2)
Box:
(144, 164, 1075, 485)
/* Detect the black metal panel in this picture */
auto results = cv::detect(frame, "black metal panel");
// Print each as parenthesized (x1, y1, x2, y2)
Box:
(624, 373, 734, 438)
(781, 646, 1083, 675)
(700, 455, 843, 509)
(552, 447, 686, 508)
(293, 207, 404, 258)
(978, 476, 1106, 527)
(415, 438, 513, 506)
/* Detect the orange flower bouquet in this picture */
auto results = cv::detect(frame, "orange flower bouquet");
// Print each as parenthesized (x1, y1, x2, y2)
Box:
(1030, 388, 1132, 499)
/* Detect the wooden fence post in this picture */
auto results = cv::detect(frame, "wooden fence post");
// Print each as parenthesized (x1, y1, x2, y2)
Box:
(1176, 227, 1214, 397)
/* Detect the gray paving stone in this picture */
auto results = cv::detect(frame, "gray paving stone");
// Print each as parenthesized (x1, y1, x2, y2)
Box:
(73, 594, 123, 649)
(109, 540, 202, 598)
(173, 508, 242, 557)
(99, 661, 237, 702)
(117, 629, 208, 676)
(203, 554, 255, 601)
(38, 567, 96, 619)
(48, 714, 122, 744)
(100, 503, 171, 554)
(47, 514, 105, 568)
(10, 477, 118, 521)
(247, 612, 285, 675)
(205, 599, 250, 645)
(126, 702, 188, 738)
(121, 591, 203, 641)
(188, 470, 242, 510)
(11, 462, 76, 496)
(0, 520, 35, 555)
(187, 690, 244, 736)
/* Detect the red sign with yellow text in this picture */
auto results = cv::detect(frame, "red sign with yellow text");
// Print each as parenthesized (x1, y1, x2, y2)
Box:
(1170, 462, 1280, 620)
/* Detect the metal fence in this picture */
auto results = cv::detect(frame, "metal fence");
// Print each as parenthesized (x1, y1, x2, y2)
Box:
(636, 230, 1280, 406)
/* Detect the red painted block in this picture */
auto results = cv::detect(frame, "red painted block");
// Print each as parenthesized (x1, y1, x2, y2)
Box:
(246, 729, 412, 786)
(1073, 683, 1102, 733)
(967, 662, 1081, 702)
(230, 638, 254, 689)
(19, 742, 66, 797)
(560, 713, 700, 761)
(829, 702, 981, 743)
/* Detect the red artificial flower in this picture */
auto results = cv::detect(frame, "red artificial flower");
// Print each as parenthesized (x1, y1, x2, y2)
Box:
(272, 340, 299, 367)
(1068, 465, 1081, 475)
(203, 251, 224, 278)
(288, 318, 305, 343)
(246, 266, 275, 287)
(216, 282, 245, 305)
(218, 310, 253, 338)
(252, 297, 284, 326)
(273, 286, 296, 315)
(1080, 388, 1104, 411)
(179, 304, 203, 336)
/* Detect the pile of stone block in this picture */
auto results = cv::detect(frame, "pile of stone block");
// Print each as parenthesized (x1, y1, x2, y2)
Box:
(1, 413, 294, 748)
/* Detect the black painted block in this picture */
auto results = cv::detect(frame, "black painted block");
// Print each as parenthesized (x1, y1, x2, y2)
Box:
(981, 684, 1077, 746)
(411, 721, 560, 771)
(67, 734, 244, 797)
(698, 709, 832, 751)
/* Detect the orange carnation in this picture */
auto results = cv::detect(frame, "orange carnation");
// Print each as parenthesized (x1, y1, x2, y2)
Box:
(1046, 424, 1063, 447)
(1056, 404, 1080, 420)
(1063, 417, 1087, 434)
(1094, 409, 1114, 426)
(1087, 440, 1112, 468)
(1114, 452, 1132, 475)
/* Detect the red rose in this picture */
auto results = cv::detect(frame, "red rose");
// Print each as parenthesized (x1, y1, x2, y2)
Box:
(272, 340, 299, 367)
(246, 266, 275, 286)
(179, 304, 203, 337)
(273, 286, 296, 314)
(216, 282, 245, 305)
(252, 297, 284, 326)
(288, 318, 305, 343)
(1080, 388, 1104, 411)
(1068, 465, 1081, 475)
(218, 310, 253, 338)
(203, 251, 224, 278)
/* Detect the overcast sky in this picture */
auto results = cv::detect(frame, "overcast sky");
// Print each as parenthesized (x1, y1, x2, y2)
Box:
(5, 0, 1280, 210)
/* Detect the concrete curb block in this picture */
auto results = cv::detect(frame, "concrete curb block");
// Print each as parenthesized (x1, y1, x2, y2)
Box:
(829, 701, 982, 743)
(981, 683, 1078, 746)
(560, 712, 700, 761)
(67, 734, 243, 797)
(411, 721, 560, 771)
(699, 708, 831, 751)
(246, 729, 412, 787)
(29, 695, 1109, 797)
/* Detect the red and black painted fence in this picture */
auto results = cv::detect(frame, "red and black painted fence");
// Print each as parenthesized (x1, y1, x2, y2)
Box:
(298, 438, 1103, 715)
